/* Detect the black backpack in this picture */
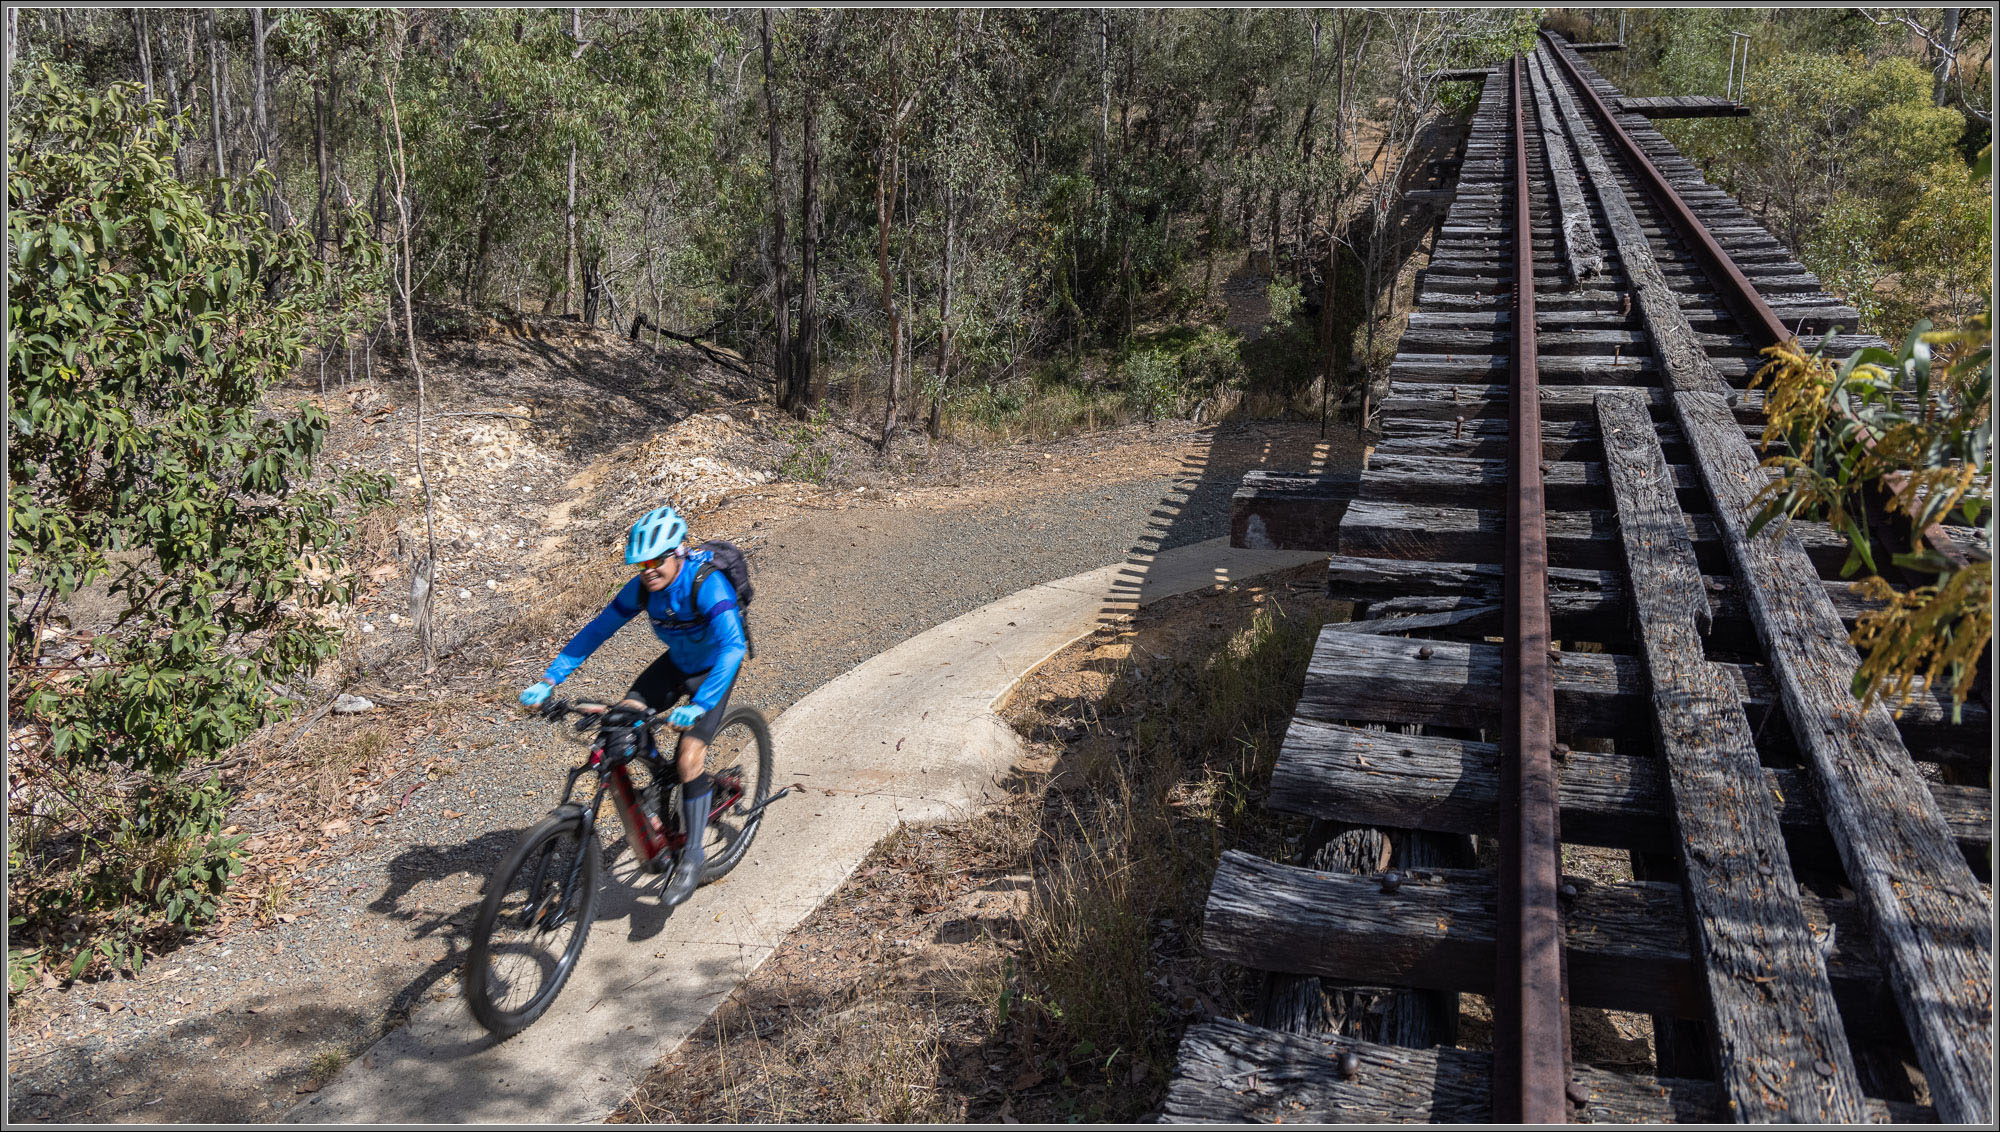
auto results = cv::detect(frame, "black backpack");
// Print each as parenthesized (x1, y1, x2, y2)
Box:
(687, 540, 756, 659)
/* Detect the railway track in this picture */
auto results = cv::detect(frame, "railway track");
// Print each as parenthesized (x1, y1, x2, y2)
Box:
(1168, 36, 1992, 1125)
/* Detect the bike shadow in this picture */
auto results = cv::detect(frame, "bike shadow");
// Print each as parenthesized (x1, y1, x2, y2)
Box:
(363, 823, 686, 1034)
(596, 834, 682, 942)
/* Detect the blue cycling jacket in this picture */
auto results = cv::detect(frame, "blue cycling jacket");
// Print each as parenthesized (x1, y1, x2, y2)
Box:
(541, 549, 748, 713)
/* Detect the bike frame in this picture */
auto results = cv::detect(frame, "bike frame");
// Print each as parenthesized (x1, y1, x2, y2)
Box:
(553, 723, 747, 876)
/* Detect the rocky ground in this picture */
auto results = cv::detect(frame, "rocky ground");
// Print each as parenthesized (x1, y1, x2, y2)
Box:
(5, 309, 1361, 1123)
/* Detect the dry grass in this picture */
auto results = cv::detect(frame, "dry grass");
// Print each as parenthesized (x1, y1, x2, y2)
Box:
(290, 725, 391, 814)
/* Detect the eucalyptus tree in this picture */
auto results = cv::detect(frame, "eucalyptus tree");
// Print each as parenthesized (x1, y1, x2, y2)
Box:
(831, 9, 953, 447)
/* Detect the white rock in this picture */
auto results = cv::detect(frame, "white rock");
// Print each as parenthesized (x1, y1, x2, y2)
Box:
(457, 588, 472, 600)
(360, 623, 375, 633)
(331, 693, 376, 714)
(485, 579, 499, 591)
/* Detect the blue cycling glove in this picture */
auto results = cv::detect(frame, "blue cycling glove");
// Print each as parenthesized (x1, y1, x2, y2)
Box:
(519, 680, 553, 708)
(667, 704, 704, 729)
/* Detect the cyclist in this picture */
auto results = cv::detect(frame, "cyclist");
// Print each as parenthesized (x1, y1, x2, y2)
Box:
(518, 504, 747, 908)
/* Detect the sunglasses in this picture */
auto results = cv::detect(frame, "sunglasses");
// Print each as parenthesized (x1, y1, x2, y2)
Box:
(637, 549, 684, 571)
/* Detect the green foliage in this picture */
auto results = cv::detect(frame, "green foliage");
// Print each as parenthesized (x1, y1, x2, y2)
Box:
(1799, 198, 1889, 332)
(12, 777, 246, 985)
(1620, 14, 1988, 344)
(1750, 315, 1992, 714)
(1890, 156, 1994, 325)
(7, 67, 387, 976)
(1175, 326, 1247, 394)
(1121, 348, 1186, 421)
(1263, 279, 1301, 326)
(8, 66, 389, 772)
(777, 403, 836, 484)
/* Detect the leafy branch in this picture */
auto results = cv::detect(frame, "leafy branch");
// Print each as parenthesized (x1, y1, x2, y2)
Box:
(1750, 305, 1991, 716)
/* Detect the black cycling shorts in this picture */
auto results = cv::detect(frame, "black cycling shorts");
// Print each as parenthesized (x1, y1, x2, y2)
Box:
(627, 651, 733, 745)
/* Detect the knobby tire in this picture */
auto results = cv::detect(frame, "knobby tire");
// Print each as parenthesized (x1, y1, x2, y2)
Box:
(464, 811, 600, 1037)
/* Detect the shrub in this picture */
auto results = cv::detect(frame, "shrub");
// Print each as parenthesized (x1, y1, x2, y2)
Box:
(1751, 310, 1991, 716)
(7, 68, 388, 979)
(1121, 348, 1186, 421)
(778, 403, 836, 484)
(1264, 278, 1302, 326)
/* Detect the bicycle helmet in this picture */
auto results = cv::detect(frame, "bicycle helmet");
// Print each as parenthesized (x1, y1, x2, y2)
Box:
(625, 504, 689, 564)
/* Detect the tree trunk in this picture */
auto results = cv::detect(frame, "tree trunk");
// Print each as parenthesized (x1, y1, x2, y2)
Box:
(371, 151, 385, 250)
(136, 10, 153, 103)
(1317, 232, 1345, 436)
(470, 216, 492, 306)
(314, 73, 328, 258)
(251, 9, 267, 161)
(1097, 10, 1110, 183)
(876, 143, 902, 450)
(563, 141, 578, 316)
(932, 177, 954, 439)
(795, 48, 824, 410)
(252, 9, 273, 224)
(563, 8, 583, 318)
(161, 20, 186, 179)
(1936, 7, 1962, 107)
(205, 10, 227, 181)
(5, 9, 16, 72)
(761, 10, 793, 411)
(930, 12, 965, 440)
(1268, 182, 1282, 271)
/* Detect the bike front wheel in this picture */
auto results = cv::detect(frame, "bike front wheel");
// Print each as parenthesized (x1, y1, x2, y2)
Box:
(697, 705, 774, 883)
(464, 811, 600, 1037)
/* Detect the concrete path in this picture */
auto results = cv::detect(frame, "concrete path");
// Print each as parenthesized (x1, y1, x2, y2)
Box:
(285, 537, 1321, 1124)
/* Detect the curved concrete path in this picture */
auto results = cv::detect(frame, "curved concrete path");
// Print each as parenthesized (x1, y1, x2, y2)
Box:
(285, 537, 1320, 1124)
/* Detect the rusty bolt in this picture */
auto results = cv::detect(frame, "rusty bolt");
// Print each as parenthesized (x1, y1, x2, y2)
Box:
(1813, 1060, 1836, 1078)
(1417, 645, 1435, 659)
(1338, 1051, 1361, 1079)
(1379, 871, 1403, 893)
(1552, 742, 1571, 760)
(1757, 863, 1775, 878)
(1560, 882, 1579, 900)
(1567, 1081, 1590, 1106)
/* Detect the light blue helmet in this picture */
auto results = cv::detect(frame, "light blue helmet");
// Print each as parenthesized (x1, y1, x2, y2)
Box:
(625, 504, 688, 564)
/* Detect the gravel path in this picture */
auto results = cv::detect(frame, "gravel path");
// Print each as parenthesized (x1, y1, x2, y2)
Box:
(5, 420, 1351, 1124)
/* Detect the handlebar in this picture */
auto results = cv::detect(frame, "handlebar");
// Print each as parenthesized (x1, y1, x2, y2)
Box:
(536, 698, 700, 733)
(538, 698, 657, 729)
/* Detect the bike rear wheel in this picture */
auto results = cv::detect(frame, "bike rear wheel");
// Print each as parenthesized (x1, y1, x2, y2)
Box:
(695, 705, 773, 883)
(464, 811, 600, 1037)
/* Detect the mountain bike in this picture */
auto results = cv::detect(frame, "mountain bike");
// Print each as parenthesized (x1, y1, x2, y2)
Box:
(462, 698, 788, 1037)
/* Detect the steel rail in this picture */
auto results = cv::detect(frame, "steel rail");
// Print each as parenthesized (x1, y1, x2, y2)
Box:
(1491, 53, 1568, 1126)
(1546, 32, 1993, 1123)
(1539, 32, 1790, 349)
(1545, 32, 1973, 578)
